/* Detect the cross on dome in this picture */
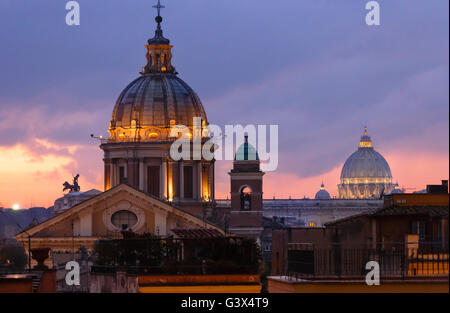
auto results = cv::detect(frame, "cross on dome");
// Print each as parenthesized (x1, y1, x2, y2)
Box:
(153, 0, 165, 18)
(148, 0, 170, 45)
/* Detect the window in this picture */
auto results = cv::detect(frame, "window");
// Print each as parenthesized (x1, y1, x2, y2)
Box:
(307, 221, 316, 227)
(240, 186, 252, 211)
(111, 210, 138, 231)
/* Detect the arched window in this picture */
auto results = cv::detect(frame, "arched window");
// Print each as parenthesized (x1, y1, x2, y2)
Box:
(111, 210, 138, 231)
(240, 186, 252, 211)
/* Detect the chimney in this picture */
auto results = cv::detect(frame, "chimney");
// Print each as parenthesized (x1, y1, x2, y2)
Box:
(442, 180, 448, 192)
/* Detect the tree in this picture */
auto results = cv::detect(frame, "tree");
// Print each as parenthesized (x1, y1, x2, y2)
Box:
(0, 245, 27, 272)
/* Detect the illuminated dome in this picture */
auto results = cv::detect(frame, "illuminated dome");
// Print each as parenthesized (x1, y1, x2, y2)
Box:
(111, 75, 207, 129)
(107, 12, 207, 143)
(338, 127, 393, 199)
(315, 183, 331, 200)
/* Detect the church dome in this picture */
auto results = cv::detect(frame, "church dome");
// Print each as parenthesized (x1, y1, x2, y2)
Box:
(111, 74, 207, 129)
(340, 128, 392, 180)
(338, 127, 393, 199)
(315, 183, 331, 199)
(107, 8, 207, 143)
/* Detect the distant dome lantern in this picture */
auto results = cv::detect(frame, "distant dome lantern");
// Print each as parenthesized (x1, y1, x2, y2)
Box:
(315, 183, 331, 200)
(359, 126, 373, 148)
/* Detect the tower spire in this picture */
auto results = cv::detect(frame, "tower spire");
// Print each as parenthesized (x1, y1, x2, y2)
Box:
(148, 0, 170, 45)
(359, 126, 373, 148)
(143, 0, 175, 74)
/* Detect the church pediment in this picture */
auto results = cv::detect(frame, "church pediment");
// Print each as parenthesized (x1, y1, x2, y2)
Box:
(16, 184, 223, 241)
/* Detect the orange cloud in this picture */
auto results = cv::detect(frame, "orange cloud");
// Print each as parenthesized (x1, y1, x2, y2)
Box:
(0, 140, 103, 208)
(0, 139, 447, 208)
(386, 149, 449, 191)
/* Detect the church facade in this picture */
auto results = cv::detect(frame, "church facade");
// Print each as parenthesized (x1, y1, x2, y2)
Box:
(16, 184, 223, 262)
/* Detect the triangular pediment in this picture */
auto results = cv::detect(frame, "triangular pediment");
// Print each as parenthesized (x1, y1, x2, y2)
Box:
(16, 184, 223, 239)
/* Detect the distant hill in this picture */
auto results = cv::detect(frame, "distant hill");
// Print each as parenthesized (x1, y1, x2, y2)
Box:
(0, 207, 52, 239)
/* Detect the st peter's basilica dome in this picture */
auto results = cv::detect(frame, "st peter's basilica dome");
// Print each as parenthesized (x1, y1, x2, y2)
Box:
(338, 127, 393, 199)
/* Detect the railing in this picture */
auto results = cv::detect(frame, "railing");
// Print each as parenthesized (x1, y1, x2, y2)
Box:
(286, 242, 449, 280)
(91, 237, 261, 275)
(91, 264, 258, 275)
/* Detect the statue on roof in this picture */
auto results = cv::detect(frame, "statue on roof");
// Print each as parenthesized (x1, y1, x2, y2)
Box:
(63, 174, 81, 193)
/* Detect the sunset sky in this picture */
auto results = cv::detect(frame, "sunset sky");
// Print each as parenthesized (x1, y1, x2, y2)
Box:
(0, 0, 448, 209)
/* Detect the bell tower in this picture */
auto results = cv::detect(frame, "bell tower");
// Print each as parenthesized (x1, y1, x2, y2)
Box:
(228, 136, 264, 239)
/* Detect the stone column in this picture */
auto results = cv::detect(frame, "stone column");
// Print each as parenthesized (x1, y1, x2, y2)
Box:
(168, 160, 175, 200)
(110, 161, 115, 189)
(197, 162, 203, 200)
(192, 162, 197, 200)
(179, 161, 184, 200)
(161, 160, 167, 199)
(104, 159, 111, 191)
(210, 161, 215, 200)
(139, 159, 144, 191)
